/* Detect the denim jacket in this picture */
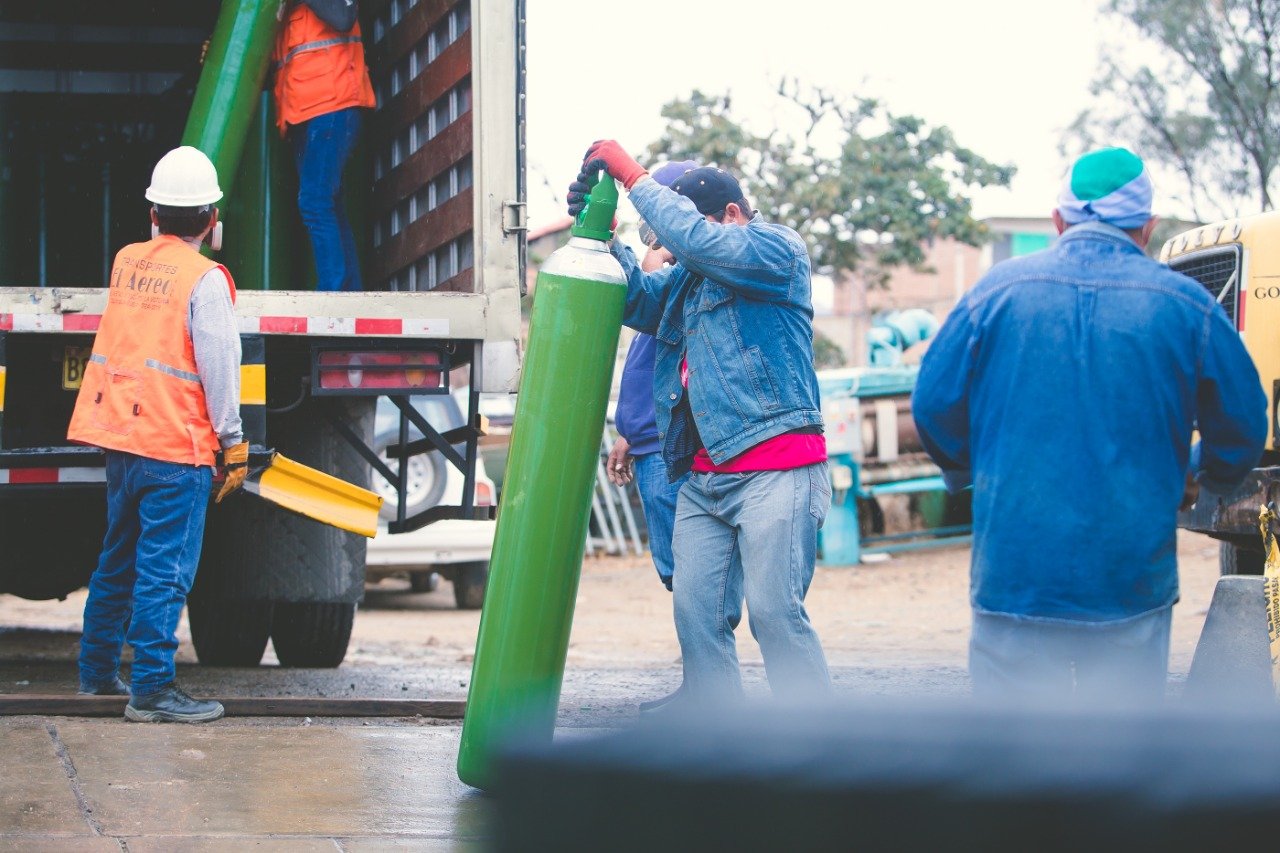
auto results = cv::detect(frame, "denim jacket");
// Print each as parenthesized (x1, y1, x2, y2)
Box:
(611, 177, 823, 480)
(913, 222, 1267, 622)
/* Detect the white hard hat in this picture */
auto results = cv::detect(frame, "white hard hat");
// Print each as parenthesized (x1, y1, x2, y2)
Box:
(145, 146, 223, 207)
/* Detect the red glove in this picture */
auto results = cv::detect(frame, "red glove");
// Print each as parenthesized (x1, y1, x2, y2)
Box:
(582, 140, 649, 190)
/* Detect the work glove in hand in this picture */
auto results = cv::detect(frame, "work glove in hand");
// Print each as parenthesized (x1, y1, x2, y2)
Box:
(215, 441, 250, 504)
(566, 177, 593, 217)
(582, 139, 649, 189)
(566, 174, 619, 230)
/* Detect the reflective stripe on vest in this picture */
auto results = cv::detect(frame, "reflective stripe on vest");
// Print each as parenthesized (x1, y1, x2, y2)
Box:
(145, 358, 201, 384)
(66, 236, 237, 466)
(275, 35, 365, 68)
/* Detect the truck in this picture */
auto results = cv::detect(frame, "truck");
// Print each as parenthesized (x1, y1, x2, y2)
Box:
(1162, 214, 1280, 575)
(0, 0, 526, 667)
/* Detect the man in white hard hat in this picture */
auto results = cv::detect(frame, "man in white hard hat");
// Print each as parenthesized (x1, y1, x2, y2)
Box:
(68, 146, 246, 723)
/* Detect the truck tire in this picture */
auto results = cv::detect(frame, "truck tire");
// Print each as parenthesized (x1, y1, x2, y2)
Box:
(187, 597, 273, 666)
(271, 602, 355, 667)
(1220, 541, 1265, 576)
(453, 561, 489, 610)
(195, 396, 372, 668)
(0, 492, 104, 600)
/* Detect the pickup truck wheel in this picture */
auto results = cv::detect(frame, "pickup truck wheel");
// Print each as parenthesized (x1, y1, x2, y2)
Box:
(1220, 541, 1265, 576)
(271, 602, 356, 667)
(453, 561, 489, 610)
(409, 571, 440, 593)
(188, 598, 272, 666)
(372, 432, 448, 521)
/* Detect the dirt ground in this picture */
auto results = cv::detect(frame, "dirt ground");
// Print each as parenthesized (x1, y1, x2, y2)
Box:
(0, 531, 1223, 706)
(0, 533, 1227, 850)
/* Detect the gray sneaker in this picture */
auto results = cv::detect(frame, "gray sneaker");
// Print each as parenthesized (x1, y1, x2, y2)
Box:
(78, 675, 130, 696)
(125, 684, 224, 723)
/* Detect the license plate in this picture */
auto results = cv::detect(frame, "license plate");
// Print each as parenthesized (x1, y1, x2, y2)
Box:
(62, 346, 92, 391)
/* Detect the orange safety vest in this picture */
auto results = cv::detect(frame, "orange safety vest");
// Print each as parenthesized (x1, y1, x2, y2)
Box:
(272, 2, 376, 134)
(68, 236, 237, 466)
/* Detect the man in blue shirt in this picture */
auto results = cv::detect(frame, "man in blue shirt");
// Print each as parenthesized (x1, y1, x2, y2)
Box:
(570, 143, 831, 705)
(913, 147, 1267, 701)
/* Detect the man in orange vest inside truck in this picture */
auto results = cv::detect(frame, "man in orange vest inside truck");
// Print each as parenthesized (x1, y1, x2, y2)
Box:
(68, 147, 247, 723)
(273, 0, 377, 291)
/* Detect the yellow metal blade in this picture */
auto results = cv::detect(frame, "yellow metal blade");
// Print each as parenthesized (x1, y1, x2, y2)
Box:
(244, 453, 382, 538)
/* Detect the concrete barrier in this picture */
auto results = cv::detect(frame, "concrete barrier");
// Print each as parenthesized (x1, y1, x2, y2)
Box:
(1185, 576, 1276, 704)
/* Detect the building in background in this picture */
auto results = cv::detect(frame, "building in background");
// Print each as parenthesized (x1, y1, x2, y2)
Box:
(524, 215, 1060, 370)
(817, 217, 1058, 366)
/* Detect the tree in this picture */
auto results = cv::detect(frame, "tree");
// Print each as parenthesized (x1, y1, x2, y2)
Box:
(1068, 0, 1280, 220)
(812, 329, 847, 370)
(646, 84, 1015, 289)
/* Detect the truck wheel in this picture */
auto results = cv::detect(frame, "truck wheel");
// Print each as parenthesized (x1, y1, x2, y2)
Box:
(1220, 541, 1265, 576)
(410, 571, 440, 593)
(196, 396, 371, 668)
(271, 602, 356, 667)
(453, 561, 489, 610)
(187, 598, 273, 666)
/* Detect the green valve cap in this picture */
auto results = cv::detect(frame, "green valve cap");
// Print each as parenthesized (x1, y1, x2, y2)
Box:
(571, 171, 619, 241)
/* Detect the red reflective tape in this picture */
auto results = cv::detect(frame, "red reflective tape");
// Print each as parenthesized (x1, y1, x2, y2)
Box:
(355, 318, 403, 335)
(0, 314, 11, 331)
(63, 314, 101, 332)
(9, 468, 58, 484)
(259, 316, 308, 334)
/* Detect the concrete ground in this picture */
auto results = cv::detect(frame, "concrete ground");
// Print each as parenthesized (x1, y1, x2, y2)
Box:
(0, 533, 1224, 850)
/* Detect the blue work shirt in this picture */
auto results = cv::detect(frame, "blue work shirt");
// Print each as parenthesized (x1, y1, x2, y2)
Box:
(615, 333, 661, 457)
(611, 177, 823, 480)
(913, 222, 1267, 622)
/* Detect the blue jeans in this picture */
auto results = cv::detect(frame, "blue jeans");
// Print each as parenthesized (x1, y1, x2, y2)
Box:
(79, 452, 212, 695)
(292, 107, 363, 292)
(969, 605, 1173, 703)
(633, 453, 687, 591)
(671, 464, 832, 701)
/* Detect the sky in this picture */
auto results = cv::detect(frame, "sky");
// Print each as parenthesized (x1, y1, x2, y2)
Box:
(523, 0, 1113, 232)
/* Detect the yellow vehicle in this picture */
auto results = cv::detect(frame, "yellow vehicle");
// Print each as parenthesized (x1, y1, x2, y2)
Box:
(1162, 215, 1280, 574)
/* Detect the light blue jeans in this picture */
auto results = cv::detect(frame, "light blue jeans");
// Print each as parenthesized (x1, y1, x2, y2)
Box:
(671, 464, 832, 701)
(969, 605, 1173, 703)
(632, 452, 687, 591)
(79, 452, 212, 695)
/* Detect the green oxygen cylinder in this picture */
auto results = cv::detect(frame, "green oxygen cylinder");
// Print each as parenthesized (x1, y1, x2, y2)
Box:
(181, 0, 283, 199)
(457, 172, 627, 789)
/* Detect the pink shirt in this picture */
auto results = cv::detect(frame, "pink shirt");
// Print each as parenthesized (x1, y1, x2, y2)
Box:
(681, 356, 826, 473)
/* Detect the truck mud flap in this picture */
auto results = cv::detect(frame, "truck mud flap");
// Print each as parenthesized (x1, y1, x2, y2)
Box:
(243, 452, 382, 539)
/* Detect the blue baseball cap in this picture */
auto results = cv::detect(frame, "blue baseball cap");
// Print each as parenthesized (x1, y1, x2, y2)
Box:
(671, 167, 746, 216)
